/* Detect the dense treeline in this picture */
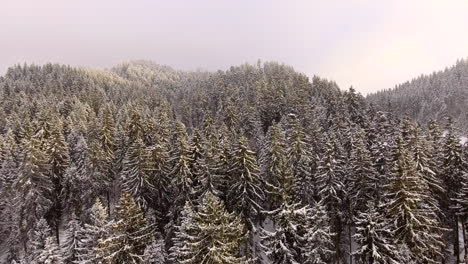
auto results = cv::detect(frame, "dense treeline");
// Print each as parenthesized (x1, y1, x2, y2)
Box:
(367, 58, 468, 133)
(0, 61, 467, 263)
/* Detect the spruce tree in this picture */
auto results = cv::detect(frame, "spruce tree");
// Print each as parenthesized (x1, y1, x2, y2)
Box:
(76, 198, 109, 264)
(352, 202, 399, 264)
(121, 137, 154, 208)
(15, 136, 54, 242)
(169, 192, 247, 264)
(384, 136, 444, 263)
(28, 218, 52, 263)
(227, 136, 265, 223)
(38, 236, 64, 264)
(143, 237, 167, 264)
(61, 213, 83, 264)
(96, 192, 153, 263)
(286, 116, 315, 203)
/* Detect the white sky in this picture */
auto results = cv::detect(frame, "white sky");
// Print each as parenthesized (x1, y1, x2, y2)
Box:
(1, 0, 468, 94)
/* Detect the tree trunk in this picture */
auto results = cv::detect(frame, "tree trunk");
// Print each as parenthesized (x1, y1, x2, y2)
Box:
(457, 215, 465, 263)
(349, 223, 353, 264)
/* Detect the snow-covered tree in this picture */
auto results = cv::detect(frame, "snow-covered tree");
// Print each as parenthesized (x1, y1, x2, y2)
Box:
(306, 201, 335, 264)
(121, 137, 154, 208)
(352, 202, 398, 264)
(169, 192, 247, 264)
(384, 136, 444, 263)
(38, 236, 63, 264)
(261, 124, 293, 208)
(286, 116, 315, 203)
(260, 202, 311, 264)
(96, 192, 153, 263)
(76, 198, 109, 263)
(61, 213, 83, 264)
(143, 237, 167, 264)
(28, 218, 52, 263)
(15, 136, 54, 241)
(227, 136, 265, 223)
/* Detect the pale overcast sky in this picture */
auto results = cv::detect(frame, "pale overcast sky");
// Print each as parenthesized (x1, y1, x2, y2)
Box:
(1, 0, 468, 94)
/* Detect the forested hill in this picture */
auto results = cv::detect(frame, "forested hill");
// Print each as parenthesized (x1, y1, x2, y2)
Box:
(367, 58, 468, 133)
(0, 62, 467, 264)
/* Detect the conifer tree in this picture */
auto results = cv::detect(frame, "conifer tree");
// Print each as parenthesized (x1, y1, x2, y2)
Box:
(46, 121, 71, 243)
(169, 192, 247, 264)
(96, 192, 153, 263)
(121, 137, 154, 208)
(306, 201, 335, 264)
(28, 218, 52, 263)
(286, 115, 314, 203)
(260, 202, 312, 264)
(61, 213, 83, 264)
(227, 136, 265, 223)
(384, 136, 444, 263)
(168, 121, 195, 219)
(143, 237, 167, 264)
(352, 202, 398, 264)
(38, 236, 64, 264)
(315, 134, 346, 262)
(15, 136, 54, 241)
(261, 124, 293, 208)
(76, 198, 109, 264)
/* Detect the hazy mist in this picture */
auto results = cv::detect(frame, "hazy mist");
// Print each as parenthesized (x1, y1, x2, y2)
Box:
(2, 0, 468, 94)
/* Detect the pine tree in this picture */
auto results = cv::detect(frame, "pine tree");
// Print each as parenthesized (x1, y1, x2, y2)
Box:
(306, 201, 335, 264)
(441, 119, 468, 263)
(315, 134, 345, 212)
(168, 121, 195, 221)
(352, 202, 399, 264)
(46, 121, 71, 243)
(96, 192, 153, 263)
(315, 134, 346, 263)
(384, 136, 444, 263)
(286, 116, 315, 203)
(121, 137, 154, 208)
(169, 192, 247, 264)
(260, 202, 311, 264)
(38, 236, 64, 264)
(143, 237, 167, 264)
(15, 136, 54, 242)
(261, 124, 293, 209)
(61, 213, 83, 264)
(348, 129, 379, 211)
(28, 218, 52, 263)
(145, 134, 171, 222)
(227, 136, 265, 223)
(76, 198, 109, 264)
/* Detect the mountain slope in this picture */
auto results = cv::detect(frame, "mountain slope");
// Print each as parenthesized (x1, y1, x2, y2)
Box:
(367, 59, 468, 132)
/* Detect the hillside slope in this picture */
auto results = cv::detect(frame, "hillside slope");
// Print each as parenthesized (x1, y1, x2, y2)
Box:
(367, 59, 468, 132)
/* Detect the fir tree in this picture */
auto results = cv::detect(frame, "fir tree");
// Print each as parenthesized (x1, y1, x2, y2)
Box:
(121, 137, 154, 208)
(227, 136, 265, 223)
(286, 115, 315, 203)
(384, 136, 444, 263)
(96, 192, 153, 263)
(61, 213, 83, 264)
(306, 201, 335, 264)
(76, 198, 109, 264)
(15, 136, 54, 242)
(38, 236, 64, 264)
(261, 124, 293, 209)
(169, 192, 247, 264)
(352, 202, 399, 264)
(28, 218, 52, 263)
(143, 237, 167, 264)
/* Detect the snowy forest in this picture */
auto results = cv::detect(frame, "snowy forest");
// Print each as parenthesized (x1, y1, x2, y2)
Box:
(367, 58, 468, 134)
(0, 61, 467, 264)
